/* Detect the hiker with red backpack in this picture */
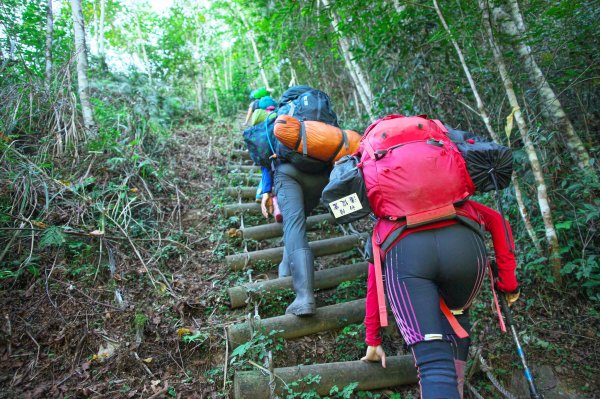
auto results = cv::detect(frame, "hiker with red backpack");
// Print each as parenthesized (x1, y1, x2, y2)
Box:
(361, 201, 519, 398)
(321, 115, 519, 398)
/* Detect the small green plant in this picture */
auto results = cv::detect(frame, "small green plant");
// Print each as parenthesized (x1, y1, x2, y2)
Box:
(181, 331, 209, 345)
(229, 329, 284, 369)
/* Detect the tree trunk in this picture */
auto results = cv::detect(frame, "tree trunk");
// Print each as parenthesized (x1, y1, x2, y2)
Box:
(195, 75, 204, 112)
(494, 0, 593, 172)
(512, 171, 542, 253)
(433, 0, 498, 143)
(321, 0, 374, 121)
(211, 69, 221, 117)
(223, 50, 229, 91)
(392, 0, 406, 13)
(70, 0, 96, 133)
(352, 89, 361, 120)
(433, 0, 541, 255)
(480, 0, 562, 282)
(98, 0, 106, 58)
(246, 30, 270, 89)
(135, 18, 152, 83)
(45, 0, 53, 88)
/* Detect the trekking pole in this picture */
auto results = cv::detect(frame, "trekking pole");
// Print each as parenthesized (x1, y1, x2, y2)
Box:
(497, 290, 544, 399)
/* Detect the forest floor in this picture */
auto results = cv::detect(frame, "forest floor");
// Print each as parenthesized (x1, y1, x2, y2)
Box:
(0, 118, 599, 399)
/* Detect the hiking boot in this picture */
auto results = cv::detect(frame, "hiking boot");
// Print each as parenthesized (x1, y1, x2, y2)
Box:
(285, 249, 315, 316)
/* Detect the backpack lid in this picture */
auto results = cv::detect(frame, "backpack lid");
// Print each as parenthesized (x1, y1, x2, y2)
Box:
(278, 85, 313, 107)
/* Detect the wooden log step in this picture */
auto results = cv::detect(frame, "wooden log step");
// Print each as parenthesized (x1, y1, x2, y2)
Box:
(223, 203, 261, 217)
(227, 299, 365, 348)
(226, 233, 368, 271)
(228, 262, 368, 308)
(233, 355, 417, 399)
(237, 213, 333, 241)
(228, 173, 261, 182)
(225, 187, 257, 200)
(231, 149, 251, 160)
(229, 165, 258, 173)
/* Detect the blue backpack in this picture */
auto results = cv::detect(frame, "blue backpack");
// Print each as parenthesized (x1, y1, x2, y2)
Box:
(242, 112, 278, 167)
(277, 89, 339, 127)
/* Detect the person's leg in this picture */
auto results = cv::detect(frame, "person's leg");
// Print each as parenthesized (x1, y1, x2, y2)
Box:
(434, 225, 488, 399)
(275, 165, 314, 315)
(385, 232, 460, 399)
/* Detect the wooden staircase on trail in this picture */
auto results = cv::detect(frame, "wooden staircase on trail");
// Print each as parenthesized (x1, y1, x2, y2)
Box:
(210, 131, 418, 398)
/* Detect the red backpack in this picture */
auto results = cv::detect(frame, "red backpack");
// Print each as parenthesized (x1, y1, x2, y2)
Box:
(359, 115, 477, 331)
(359, 114, 475, 226)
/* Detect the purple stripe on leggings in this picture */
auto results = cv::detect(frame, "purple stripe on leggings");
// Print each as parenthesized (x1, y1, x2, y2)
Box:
(464, 234, 487, 308)
(385, 248, 423, 345)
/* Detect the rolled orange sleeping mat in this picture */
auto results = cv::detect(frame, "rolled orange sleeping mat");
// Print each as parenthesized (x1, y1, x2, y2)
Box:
(274, 115, 361, 162)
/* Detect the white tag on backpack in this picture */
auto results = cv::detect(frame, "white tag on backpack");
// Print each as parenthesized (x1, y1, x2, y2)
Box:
(329, 193, 363, 219)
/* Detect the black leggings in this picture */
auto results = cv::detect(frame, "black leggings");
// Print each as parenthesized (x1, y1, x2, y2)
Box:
(384, 224, 487, 398)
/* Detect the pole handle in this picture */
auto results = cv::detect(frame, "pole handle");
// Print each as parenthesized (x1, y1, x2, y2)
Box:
(498, 291, 515, 327)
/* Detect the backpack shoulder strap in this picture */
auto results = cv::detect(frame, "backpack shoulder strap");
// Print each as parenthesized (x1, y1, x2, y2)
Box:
(371, 234, 389, 328)
(431, 119, 449, 134)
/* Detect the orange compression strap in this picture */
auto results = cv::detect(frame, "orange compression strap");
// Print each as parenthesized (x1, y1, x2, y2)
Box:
(372, 235, 388, 327)
(439, 298, 468, 339)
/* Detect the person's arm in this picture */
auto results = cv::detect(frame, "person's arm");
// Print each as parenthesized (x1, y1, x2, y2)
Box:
(469, 201, 518, 293)
(260, 166, 273, 195)
(364, 263, 383, 346)
(243, 101, 255, 126)
(362, 262, 386, 367)
(260, 167, 274, 218)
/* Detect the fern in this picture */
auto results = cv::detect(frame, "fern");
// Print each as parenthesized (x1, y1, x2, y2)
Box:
(39, 226, 66, 249)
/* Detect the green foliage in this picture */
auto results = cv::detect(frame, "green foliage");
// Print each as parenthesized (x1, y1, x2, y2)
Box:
(229, 329, 284, 369)
(181, 331, 209, 345)
(39, 226, 66, 249)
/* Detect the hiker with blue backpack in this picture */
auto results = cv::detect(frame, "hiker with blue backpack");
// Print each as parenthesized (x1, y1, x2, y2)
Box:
(321, 115, 520, 398)
(244, 85, 360, 316)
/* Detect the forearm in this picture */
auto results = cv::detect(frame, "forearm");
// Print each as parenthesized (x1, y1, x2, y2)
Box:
(365, 263, 383, 346)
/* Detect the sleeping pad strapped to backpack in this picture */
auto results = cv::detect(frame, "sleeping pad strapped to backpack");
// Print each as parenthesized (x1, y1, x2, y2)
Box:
(274, 114, 361, 163)
(446, 128, 513, 192)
